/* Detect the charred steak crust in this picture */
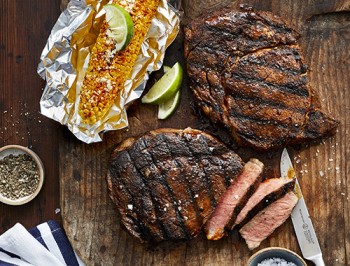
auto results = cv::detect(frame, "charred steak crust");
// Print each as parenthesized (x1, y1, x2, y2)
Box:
(107, 128, 244, 243)
(184, 9, 339, 150)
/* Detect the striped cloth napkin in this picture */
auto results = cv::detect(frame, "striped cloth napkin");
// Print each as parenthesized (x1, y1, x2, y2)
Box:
(0, 220, 85, 266)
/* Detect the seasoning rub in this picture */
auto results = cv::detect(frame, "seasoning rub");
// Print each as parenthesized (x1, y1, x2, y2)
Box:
(0, 154, 40, 200)
(78, 0, 160, 124)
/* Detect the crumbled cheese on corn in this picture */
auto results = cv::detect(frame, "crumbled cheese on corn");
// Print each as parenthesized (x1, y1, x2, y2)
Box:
(78, 0, 160, 124)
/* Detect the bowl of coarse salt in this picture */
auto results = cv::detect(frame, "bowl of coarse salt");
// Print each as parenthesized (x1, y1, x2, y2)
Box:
(247, 247, 307, 266)
(0, 145, 44, 205)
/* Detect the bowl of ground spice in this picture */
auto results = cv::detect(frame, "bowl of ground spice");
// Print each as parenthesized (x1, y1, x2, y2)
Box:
(0, 145, 44, 205)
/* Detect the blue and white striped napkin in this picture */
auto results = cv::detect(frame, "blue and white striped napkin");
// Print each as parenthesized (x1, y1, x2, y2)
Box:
(0, 220, 85, 266)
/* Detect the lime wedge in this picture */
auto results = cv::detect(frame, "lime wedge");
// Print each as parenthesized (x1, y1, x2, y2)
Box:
(103, 4, 134, 51)
(158, 90, 181, 119)
(141, 62, 183, 104)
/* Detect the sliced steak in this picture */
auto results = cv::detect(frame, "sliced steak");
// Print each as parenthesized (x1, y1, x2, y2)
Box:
(233, 177, 295, 228)
(204, 158, 263, 240)
(239, 191, 298, 250)
(106, 128, 244, 243)
(184, 8, 339, 150)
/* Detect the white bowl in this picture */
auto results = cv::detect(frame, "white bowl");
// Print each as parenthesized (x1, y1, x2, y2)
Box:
(0, 145, 45, 205)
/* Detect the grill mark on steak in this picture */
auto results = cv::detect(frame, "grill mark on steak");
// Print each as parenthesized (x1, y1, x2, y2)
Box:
(108, 147, 166, 241)
(125, 154, 178, 241)
(182, 131, 243, 204)
(227, 71, 309, 98)
(201, 157, 229, 205)
(107, 153, 145, 241)
(176, 156, 214, 222)
(184, 9, 339, 150)
(180, 131, 243, 220)
(160, 129, 237, 222)
(147, 135, 196, 204)
(139, 136, 192, 239)
(226, 115, 294, 137)
(113, 151, 164, 241)
(228, 86, 308, 113)
(227, 98, 306, 124)
(172, 157, 205, 224)
(235, 131, 289, 151)
(127, 137, 189, 240)
(160, 159, 202, 237)
(226, 111, 303, 137)
(199, 11, 298, 53)
(187, 46, 226, 65)
(178, 132, 218, 211)
(219, 156, 233, 188)
(189, 43, 304, 78)
(238, 47, 306, 76)
(156, 133, 204, 237)
(226, 115, 305, 150)
(182, 133, 222, 208)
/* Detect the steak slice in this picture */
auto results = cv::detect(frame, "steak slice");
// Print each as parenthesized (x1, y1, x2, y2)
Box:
(239, 191, 298, 250)
(106, 128, 244, 243)
(184, 8, 339, 150)
(204, 158, 263, 240)
(233, 177, 295, 228)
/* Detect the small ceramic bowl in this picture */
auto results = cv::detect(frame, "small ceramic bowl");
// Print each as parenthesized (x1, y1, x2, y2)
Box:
(247, 247, 307, 266)
(0, 145, 44, 205)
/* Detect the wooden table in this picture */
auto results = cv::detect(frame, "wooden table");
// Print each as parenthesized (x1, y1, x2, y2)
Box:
(0, 0, 62, 231)
(1, 0, 350, 265)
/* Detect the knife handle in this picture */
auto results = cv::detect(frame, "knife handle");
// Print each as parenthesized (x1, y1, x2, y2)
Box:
(311, 256, 325, 266)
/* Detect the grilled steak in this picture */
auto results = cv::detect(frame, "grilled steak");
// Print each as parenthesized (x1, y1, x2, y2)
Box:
(106, 128, 244, 243)
(184, 9, 339, 150)
(233, 177, 295, 228)
(239, 191, 298, 249)
(204, 158, 263, 240)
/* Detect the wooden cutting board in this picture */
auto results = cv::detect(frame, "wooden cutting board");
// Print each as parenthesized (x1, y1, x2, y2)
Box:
(60, 1, 350, 265)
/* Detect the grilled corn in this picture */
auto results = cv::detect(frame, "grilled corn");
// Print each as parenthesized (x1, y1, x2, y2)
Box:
(78, 0, 160, 124)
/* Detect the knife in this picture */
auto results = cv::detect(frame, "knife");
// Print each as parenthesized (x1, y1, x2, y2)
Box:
(280, 148, 325, 266)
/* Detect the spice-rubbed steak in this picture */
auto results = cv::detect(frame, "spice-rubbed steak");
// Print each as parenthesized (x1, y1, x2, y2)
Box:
(106, 128, 244, 243)
(184, 9, 339, 150)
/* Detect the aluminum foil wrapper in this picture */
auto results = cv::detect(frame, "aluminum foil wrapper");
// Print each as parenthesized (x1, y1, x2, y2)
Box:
(38, 0, 180, 143)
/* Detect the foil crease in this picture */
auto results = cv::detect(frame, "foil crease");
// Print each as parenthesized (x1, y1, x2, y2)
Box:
(38, 0, 180, 143)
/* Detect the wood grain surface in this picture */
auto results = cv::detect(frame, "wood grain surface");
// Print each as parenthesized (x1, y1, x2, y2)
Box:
(58, 0, 350, 265)
(0, 0, 62, 232)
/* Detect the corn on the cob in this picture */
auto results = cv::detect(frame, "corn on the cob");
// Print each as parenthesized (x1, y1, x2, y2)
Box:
(78, 0, 160, 124)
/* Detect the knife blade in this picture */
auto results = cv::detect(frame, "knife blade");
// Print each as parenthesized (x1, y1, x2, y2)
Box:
(280, 148, 325, 266)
